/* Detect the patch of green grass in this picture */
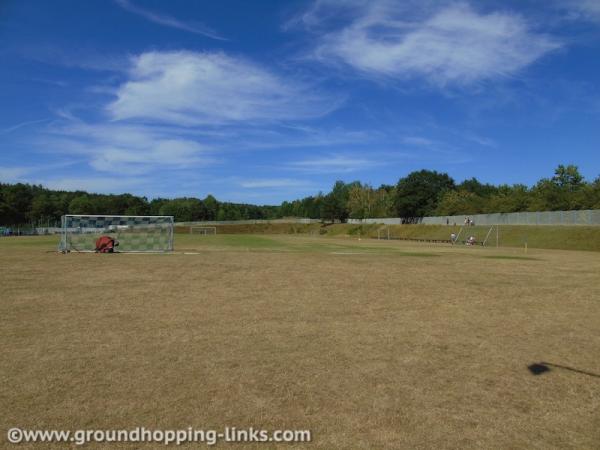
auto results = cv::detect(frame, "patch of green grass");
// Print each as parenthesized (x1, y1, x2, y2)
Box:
(204, 223, 600, 252)
(0, 235, 57, 249)
(321, 224, 600, 252)
(192, 234, 288, 250)
(177, 234, 441, 257)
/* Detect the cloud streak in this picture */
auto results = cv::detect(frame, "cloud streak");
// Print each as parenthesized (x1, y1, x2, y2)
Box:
(114, 0, 226, 40)
(0, 166, 31, 182)
(287, 154, 382, 174)
(0, 118, 51, 135)
(43, 176, 147, 194)
(564, 0, 600, 22)
(239, 178, 313, 189)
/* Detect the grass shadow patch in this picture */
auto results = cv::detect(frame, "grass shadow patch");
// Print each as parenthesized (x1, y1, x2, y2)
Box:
(395, 251, 439, 257)
(208, 235, 287, 250)
(483, 255, 540, 261)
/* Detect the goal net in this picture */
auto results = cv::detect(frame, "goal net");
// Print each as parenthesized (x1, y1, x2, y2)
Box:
(190, 226, 217, 235)
(59, 215, 174, 253)
(453, 225, 494, 246)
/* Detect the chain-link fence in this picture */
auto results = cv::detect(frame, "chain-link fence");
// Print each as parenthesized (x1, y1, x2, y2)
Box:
(348, 209, 600, 226)
(178, 218, 321, 226)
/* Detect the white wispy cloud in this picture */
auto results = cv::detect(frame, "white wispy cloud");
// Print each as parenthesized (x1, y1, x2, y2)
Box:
(287, 154, 381, 174)
(45, 122, 217, 175)
(228, 126, 374, 151)
(402, 136, 434, 146)
(307, 1, 561, 86)
(108, 51, 342, 125)
(564, 0, 600, 22)
(239, 178, 313, 189)
(283, 0, 365, 31)
(0, 166, 31, 182)
(0, 118, 51, 135)
(27, 47, 347, 186)
(0, 162, 81, 183)
(43, 176, 146, 194)
(114, 0, 226, 40)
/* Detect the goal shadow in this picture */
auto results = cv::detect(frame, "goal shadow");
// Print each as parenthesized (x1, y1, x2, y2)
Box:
(528, 362, 600, 378)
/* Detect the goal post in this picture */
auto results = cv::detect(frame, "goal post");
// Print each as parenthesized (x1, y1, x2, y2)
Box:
(457, 225, 495, 246)
(482, 225, 499, 247)
(59, 215, 174, 253)
(189, 226, 217, 236)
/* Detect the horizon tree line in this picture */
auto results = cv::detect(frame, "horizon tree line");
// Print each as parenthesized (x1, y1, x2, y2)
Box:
(1, 165, 599, 226)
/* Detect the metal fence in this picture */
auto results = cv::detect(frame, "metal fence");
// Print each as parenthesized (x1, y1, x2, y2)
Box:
(35, 227, 63, 234)
(348, 209, 600, 226)
(177, 218, 322, 226)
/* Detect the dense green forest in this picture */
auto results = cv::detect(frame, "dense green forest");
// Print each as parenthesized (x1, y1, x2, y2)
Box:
(282, 165, 600, 221)
(0, 187, 279, 227)
(1, 165, 599, 226)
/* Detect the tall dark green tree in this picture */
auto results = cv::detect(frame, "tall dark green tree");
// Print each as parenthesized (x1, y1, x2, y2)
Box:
(30, 193, 56, 224)
(159, 198, 204, 222)
(68, 195, 95, 215)
(552, 165, 584, 190)
(394, 170, 455, 218)
(457, 178, 498, 197)
(321, 181, 356, 222)
(203, 195, 218, 220)
(486, 184, 531, 213)
(2, 183, 34, 224)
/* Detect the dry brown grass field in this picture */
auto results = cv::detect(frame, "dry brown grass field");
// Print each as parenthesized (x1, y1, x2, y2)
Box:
(1, 234, 600, 449)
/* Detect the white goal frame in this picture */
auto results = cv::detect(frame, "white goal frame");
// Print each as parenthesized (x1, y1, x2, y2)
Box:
(189, 226, 217, 236)
(482, 225, 499, 247)
(59, 214, 174, 253)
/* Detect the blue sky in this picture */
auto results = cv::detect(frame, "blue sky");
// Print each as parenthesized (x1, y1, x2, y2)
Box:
(1, 0, 600, 204)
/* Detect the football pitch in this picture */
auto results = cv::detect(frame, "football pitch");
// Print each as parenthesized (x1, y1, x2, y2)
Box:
(1, 234, 599, 448)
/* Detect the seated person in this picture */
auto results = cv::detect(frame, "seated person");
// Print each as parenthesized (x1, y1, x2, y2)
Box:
(95, 235, 119, 253)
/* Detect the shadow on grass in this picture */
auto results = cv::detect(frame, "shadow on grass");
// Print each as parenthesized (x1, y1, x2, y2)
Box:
(528, 362, 600, 378)
(394, 252, 439, 257)
(483, 255, 540, 261)
(328, 251, 439, 257)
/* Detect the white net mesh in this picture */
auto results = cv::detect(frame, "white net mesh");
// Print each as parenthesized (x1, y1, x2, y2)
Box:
(190, 226, 216, 235)
(59, 215, 174, 252)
